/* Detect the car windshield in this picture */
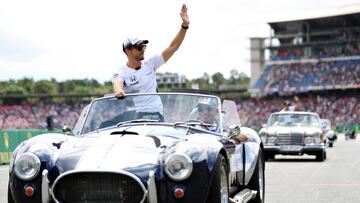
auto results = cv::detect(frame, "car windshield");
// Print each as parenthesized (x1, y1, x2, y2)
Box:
(268, 113, 321, 128)
(79, 93, 221, 134)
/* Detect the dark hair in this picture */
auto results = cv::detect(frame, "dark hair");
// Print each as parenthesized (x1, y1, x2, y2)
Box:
(283, 100, 291, 106)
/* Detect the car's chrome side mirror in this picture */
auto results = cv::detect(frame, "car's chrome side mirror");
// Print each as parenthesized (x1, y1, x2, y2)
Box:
(62, 126, 72, 135)
(228, 124, 241, 139)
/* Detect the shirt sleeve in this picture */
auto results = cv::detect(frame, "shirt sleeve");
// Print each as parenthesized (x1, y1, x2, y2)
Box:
(147, 54, 165, 71)
(112, 69, 124, 83)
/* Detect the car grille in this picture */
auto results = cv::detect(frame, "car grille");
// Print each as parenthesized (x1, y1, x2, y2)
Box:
(277, 133, 304, 145)
(53, 172, 145, 203)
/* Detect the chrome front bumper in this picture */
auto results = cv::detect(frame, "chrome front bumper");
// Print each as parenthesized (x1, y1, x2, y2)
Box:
(264, 143, 325, 154)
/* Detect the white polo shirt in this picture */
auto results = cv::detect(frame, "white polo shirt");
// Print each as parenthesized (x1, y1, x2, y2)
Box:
(113, 54, 164, 94)
(113, 54, 165, 113)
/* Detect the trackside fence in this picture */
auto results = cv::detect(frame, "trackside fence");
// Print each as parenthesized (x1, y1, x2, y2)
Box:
(0, 130, 61, 164)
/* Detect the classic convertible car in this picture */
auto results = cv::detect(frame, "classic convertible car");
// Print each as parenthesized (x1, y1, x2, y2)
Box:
(8, 93, 265, 203)
(260, 111, 326, 161)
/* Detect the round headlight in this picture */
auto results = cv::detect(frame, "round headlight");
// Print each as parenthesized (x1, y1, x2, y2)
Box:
(14, 153, 41, 181)
(164, 153, 193, 181)
(267, 136, 277, 144)
(304, 136, 315, 144)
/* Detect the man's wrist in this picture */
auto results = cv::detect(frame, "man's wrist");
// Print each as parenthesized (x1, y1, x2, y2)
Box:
(181, 23, 189, 29)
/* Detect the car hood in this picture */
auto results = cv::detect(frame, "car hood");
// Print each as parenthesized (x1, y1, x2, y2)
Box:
(51, 125, 221, 177)
(264, 126, 322, 135)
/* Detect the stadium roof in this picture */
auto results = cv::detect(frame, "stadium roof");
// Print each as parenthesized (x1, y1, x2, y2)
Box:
(268, 4, 360, 24)
(267, 4, 360, 41)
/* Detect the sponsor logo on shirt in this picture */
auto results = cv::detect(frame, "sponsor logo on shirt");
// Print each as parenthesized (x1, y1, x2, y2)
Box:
(130, 75, 137, 82)
(126, 75, 139, 86)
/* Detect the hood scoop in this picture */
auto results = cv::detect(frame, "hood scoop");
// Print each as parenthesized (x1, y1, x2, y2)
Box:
(110, 130, 139, 135)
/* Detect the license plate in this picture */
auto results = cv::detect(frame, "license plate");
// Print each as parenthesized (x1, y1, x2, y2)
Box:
(281, 145, 301, 151)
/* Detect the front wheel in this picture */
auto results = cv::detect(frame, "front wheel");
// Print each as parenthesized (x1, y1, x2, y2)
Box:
(264, 153, 274, 161)
(206, 154, 229, 203)
(248, 148, 265, 203)
(8, 183, 15, 203)
(316, 150, 326, 161)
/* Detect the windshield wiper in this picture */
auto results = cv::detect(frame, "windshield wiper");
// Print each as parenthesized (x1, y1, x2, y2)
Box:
(116, 119, 160, 127)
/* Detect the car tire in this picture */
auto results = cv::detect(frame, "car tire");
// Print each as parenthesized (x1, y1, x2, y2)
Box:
(316, 151, 326, 161)
(264, 153, 274, 161)
(248, 149, 265, 203)
(206, 154, 229, 203)
(8, 183, 15, 203)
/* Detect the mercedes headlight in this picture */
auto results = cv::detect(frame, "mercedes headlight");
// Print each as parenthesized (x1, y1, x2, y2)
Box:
(304, 136, 315, 144)
(164, 153, 193, 181)
(14, 153, 41, 180)
(267, 136, 277, 144)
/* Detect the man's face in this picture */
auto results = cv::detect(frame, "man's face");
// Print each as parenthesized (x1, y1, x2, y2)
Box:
(283, 105, 290, 111)
(198, 105, 217, 124)
(126, 44, 147, 61)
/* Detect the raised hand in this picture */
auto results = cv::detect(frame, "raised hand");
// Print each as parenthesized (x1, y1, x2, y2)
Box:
(180, 4, 189, 27)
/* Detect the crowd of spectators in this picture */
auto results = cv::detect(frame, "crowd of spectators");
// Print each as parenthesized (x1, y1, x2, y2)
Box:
(271, 43, 360, 61)
(254, 59, 360, 92)
(236, 93, 360, 129)
(1, 93, 359, 132)
(0, 102, 86, 130)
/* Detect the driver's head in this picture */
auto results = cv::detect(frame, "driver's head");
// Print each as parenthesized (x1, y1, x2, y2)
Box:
(195, 98, 218, 124)
(283, 100, 291, 111)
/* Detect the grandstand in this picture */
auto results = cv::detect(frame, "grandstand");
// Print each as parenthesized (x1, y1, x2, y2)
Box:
(251, 6, 360, 95)
(245, 5, 360, 131)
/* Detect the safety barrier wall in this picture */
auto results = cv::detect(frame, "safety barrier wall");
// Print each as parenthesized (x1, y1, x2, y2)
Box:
(0, 130, 61, 164)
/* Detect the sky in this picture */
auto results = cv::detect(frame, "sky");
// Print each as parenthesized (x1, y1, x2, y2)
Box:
(0, 0, 360, 83)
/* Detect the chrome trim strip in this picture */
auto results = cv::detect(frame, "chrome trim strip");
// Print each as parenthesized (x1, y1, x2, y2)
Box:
(51, 170, 147, 203)
(230, 188, 254, 203)
(41, 169, 50, 203)
(147, 170, 157, 203)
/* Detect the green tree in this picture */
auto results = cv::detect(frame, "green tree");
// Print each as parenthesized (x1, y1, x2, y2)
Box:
(187, 72, 211, 89)
(16, 77, 35, 93)
(211, 72, 225, 90)
(0, 84, 27, 104)
(58, 79, 101, 93)
(0, 84, 26, 95)
(33, 80, 58, 94)
(228, 69, 240, 85)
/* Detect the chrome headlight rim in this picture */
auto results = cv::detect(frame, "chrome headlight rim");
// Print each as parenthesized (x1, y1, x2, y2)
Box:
(164, 153, 193, 181)
(304, 136, 315, 144)
(267, 136, 277, 144)
(14, 153, 41, 181)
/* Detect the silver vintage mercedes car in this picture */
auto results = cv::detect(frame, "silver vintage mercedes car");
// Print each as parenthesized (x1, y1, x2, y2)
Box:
(259, 111, 326, 161)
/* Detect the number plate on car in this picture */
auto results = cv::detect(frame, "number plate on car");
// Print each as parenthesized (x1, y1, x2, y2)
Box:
(281, 145, 301, 151)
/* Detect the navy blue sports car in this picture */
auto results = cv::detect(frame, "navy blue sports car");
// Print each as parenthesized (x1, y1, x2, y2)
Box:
(8, 93, 265, 203)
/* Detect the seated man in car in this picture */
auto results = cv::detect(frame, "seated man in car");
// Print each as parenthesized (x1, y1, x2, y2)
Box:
(189, 98, 220, 132)
(189, 98, 250, 143)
